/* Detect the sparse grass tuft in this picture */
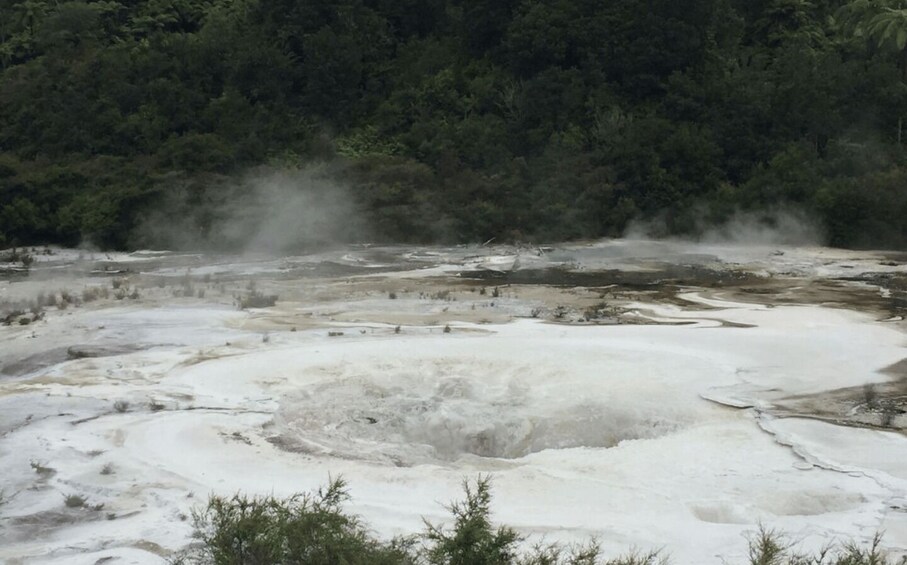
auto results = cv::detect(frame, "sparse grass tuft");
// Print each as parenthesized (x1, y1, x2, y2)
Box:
(30, 460, 55, 477)
(82, 286, 108, 302)
(100, 463, 115, 475)
(63, 494, 87, 508)
(113, 400, 130, 413)
(240, 290, 278, 309)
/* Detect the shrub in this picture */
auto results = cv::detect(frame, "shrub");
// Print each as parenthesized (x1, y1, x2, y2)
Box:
(179, 479, 901, 565)
(64, 494, 87, 508)
(183, 477, 411, 565)
(239, 290, 278, 309)
(30, 460, 55, 477)
(746, 527, 905, 565)
(423, 476, 521, 565)
(82, 286, 109, 302)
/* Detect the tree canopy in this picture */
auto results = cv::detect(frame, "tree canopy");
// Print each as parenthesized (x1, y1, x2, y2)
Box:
(1, 0, 906, 249)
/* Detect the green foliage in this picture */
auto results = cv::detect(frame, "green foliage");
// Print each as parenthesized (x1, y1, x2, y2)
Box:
(423, 476, 520, 565)
(2, 0, 907, 249)
(179, 478, 903, 565)
(183, 477, 412, 565)
(747, 527, 907, 565)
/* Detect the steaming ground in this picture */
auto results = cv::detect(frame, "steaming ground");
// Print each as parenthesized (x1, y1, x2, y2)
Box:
(1, 240, 906, 564)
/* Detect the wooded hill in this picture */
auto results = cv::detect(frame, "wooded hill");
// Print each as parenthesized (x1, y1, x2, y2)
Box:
(2, 0, 907, 250)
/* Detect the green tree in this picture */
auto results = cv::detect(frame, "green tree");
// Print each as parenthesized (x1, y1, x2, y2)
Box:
(839, 0, 907, 142)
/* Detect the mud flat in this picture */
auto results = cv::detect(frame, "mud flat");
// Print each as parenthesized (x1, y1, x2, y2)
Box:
(0, 240, 905, 564)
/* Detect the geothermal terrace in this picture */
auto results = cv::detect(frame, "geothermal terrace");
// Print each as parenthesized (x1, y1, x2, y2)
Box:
(0, 240, 905, 564)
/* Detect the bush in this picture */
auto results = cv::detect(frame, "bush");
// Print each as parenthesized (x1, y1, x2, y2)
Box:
(180, 476, 674, 565)
(746, 527, 906, 565)
(178, 478, 903, 565)
(182, 477, 411, 565)
(64, 494, 87, 508)
(239, 290, 278, 309)
(423, 476, 520, 565)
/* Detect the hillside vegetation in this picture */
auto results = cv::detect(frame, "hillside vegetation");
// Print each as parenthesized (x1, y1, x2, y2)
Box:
(2, 0, 907, 249)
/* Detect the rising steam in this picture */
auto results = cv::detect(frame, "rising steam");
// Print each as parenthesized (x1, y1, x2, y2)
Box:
(624, 207, 825, 247)
(133, 166, 368, 253)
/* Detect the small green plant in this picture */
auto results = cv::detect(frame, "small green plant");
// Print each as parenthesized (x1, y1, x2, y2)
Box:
(423, 476, 520, 565)
(64, 494, 87, 508)
(82, 286, 108, 302)
(746, 527, 905, 565)
(863, 384, 878, 409)
(389, 291, 398, 299)
(30, 460, 55, 477)
(100, 463, 114, 475)
(240, 290, 278, 309)
(432, 290, 452, 301)
(113, 400, 129, 413)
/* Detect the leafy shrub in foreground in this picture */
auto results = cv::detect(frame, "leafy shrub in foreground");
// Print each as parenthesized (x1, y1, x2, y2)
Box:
(181, 477, 411, 565)
(747, 528, 906, 565)
(176, 477, 902, 565)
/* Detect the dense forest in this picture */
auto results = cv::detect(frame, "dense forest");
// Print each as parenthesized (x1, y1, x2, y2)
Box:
(1, 0, 907, 250)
